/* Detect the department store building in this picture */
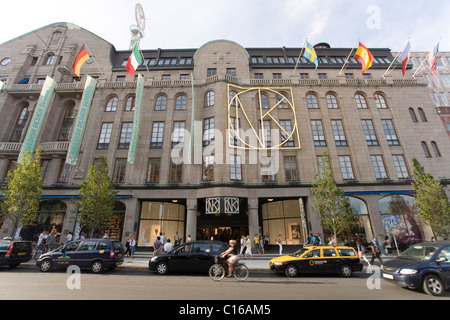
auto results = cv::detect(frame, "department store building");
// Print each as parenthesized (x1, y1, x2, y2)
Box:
(0, 23, 449, 249)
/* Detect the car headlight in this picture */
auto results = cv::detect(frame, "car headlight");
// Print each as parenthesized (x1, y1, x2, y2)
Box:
(399, 268, 417, 275)
(272, 262, 283, 266)
(151, 256, 158, 262)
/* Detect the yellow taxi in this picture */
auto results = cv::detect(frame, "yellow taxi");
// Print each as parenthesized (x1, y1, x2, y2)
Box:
(270, 245, 363, 277)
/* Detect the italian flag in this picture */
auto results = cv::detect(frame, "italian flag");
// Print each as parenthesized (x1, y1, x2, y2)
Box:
(125, 43, 143, 77)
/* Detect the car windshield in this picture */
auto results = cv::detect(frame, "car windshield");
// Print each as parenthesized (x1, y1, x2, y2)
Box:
(399, 244, 440, 261)
(291, 248, 310, 257)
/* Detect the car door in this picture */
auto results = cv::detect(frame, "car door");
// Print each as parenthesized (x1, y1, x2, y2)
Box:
(322, 248, 340, 273)
(56, 241, 81, 268)
(72, 240, 98, 268)
(300, 249, 322, 273)
(436, 244, 450, 286)
(191, 243, 212, 272)
(169, 243, 195, 272)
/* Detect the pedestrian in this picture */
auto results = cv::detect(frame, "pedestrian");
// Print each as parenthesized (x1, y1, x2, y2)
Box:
(124, 234, 133, 257)
(369, 237, 383, 265)
(253, 234, 259, 254)
(154, 236, 163, 256)
(160, 232, 166, 245)
(278, 234, 283, 255)
(259, 236, 264, 254)
(264, 233, 269, 251)
(240, 235, 246, 256)
(187, 234, 192, 242)
(356, 239, 371, 266)
(174, 231, 180, 245)
(384, 236, 392, 256)
(315, 233, 322, 245)
(245, 235, 252, 259)
(164, 239, 173, 252)
(131, 235, 136, 258)
(66, 232, 73, 244)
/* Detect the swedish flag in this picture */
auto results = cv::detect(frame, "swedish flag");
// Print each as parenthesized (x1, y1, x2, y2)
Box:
(303, 41, 318, 70)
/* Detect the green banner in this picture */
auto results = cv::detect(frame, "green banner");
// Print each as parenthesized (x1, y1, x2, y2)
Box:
(18, 76, 56, 163)
(66, 75, 97, 165)
(127, 74, 145, 164)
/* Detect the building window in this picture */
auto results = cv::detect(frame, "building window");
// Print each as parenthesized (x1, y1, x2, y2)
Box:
(58, 103, 76, 141)
(280, 120, 294, 147)
(326, 93, 339, 109)
(374, 93, 388, 109)
(431, 141, 441, 157)
(151, 122, 164, 149)
(162, 74, 171, 81)
(205, 91, 215, 107)
(318, 73, 328, 79)
(203, 117, 215, 147)
(331, 120, 347, 146)
(105, 96, 118, 112)
(417, 108, 428, 122)
(155, 95, 167, 111)
(226, 68, 236, 77)
(273, 73, 282, 79)
(207, 68, 217, 77)
(45, 53, 56, 65)
(10, 106, 29, 142)
(254, 73, 264, 79)
(58, 159, 72, 183)
(169, 162, 182, 183)
(203, 155, 214, 181)
(118, 122, 133, 149)
(175, 95, 187, 110)
(259, 120, 272, 148)
(230, 155, 242, 181)
(392, 155, 409, 179)
(113, 159, 127, 183)
(355, 93, 368, 109)
(339, 156, 354, 180)
(311, 120, 326, 147)
(381, 119, 400, 146)
(409, 108, 418, 122)
(172, 121, 185, 147)
(41, 159, 52, 183)
(257, 93, 269, 109)
(300, 73, 309, 79)
(146, 158, 160, 183)
(125, 96, 135, 111)
(277, 93, 289, 109)
(421, 141, 432, 158)
(284, 156, 298, 181)
(229, 117, 240, 146)
(306, 93, 319, 109)
(371, 155, 388, 180)
(97, 123, 113, 149)
(361, 120, 378, 146)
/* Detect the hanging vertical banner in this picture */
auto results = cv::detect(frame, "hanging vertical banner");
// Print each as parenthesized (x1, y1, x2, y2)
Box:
(66, 75, 97, 165)
(127, 74, 145, 164)
(18, 76, 57, 163)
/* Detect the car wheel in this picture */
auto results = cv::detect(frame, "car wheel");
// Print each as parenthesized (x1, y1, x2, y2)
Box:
(285, 264, 298, 277)
(156, 261, 169, 275)
(40, 259, 52, 272)
(423, 274, 445, 296)
(339, 264, 353, 277)
(91, 260, 104, 273)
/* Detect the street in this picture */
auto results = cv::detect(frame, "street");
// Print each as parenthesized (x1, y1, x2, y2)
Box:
(1, 265, 449, 301)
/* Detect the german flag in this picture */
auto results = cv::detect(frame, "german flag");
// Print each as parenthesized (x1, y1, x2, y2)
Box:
(354, 42, 374, 74)
(72, 45, 90, 77)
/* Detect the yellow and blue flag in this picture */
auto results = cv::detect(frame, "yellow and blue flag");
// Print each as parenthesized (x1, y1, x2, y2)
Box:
(303, 41, 318, 70)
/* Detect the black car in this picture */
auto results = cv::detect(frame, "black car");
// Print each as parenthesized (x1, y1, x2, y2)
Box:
(0, 240, 33, 268)
(36, 238, 124, 273)
(381, 241, 450, 296)
(149, 240, 228, 275)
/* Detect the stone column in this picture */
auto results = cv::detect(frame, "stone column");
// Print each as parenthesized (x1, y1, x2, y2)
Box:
(248, 198, 259, 238)
(185, 199, 197, 241)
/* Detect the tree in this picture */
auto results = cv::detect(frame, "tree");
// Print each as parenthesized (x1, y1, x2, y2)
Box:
(310, 152, 359, 241)
(1, 148, 43, 239)
(411, 158, 450, 239)
(76, 156, 117, 238)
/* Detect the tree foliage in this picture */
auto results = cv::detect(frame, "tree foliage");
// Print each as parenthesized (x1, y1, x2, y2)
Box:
(76, 156, 117, 237)
(411, 158, 450, 239)
(310, 152, 359, 240)
(1, 148, 43, 239)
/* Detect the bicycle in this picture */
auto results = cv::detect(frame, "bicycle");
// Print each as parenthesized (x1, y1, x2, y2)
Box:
(33, 242, 46, 260)
(208, 256, 249, 281)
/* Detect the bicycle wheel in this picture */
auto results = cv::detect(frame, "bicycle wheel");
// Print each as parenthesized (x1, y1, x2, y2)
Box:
(233, 263, 249, 281)
(209, 263, 226, 281)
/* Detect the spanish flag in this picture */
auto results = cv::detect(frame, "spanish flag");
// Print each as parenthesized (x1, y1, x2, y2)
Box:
(354, 42, 374, 74)
(72, 45, 90, 77)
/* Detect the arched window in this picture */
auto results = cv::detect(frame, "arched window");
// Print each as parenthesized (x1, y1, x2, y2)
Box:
(10, 105, 29, 142)
(58, 102, 76, 141)
(257, 93, 269, 109)
(409, 108, 418, 122)
(229, 90, 238, 107)
(205, 91, 215, 107)
(105, 96, 118, 112)
(355, 93, 368, 109)
(155, 95, 167, 111)
(125, 95, 135, 111)
(306, 93, 319, 109)
(421, 141, 432, 158)
(374, 93, 388, 109)
(431, 141, 441, 157)
(45, 52, 56, 65)
(175, 94, 187, 110)
(326, 93, 339, 109)
(418, 108, 428, 122)
(277, 92, 289, 109)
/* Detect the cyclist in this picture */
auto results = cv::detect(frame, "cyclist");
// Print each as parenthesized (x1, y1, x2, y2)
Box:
(221, 239, 239, 278)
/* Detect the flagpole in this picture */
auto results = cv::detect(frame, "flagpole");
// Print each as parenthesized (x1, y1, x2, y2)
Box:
(412, 39, 440, 79)
(83, 42, 105, 77)
(339, 39, 359, 76)
(383, 39, 409, 78)
(137, 44, 152, 79)
(291, 38, 307, 77)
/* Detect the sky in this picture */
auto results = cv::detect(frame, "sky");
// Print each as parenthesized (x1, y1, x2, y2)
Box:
(0, 0, 449, 52)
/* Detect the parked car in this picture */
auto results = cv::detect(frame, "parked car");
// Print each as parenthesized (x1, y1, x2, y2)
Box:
(149, 240, 228, 275)
(0, 240, 33, 268)
(270, 245, 363, 277)
(381, 241, 450, 296)
(36, 238, 124, 273)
